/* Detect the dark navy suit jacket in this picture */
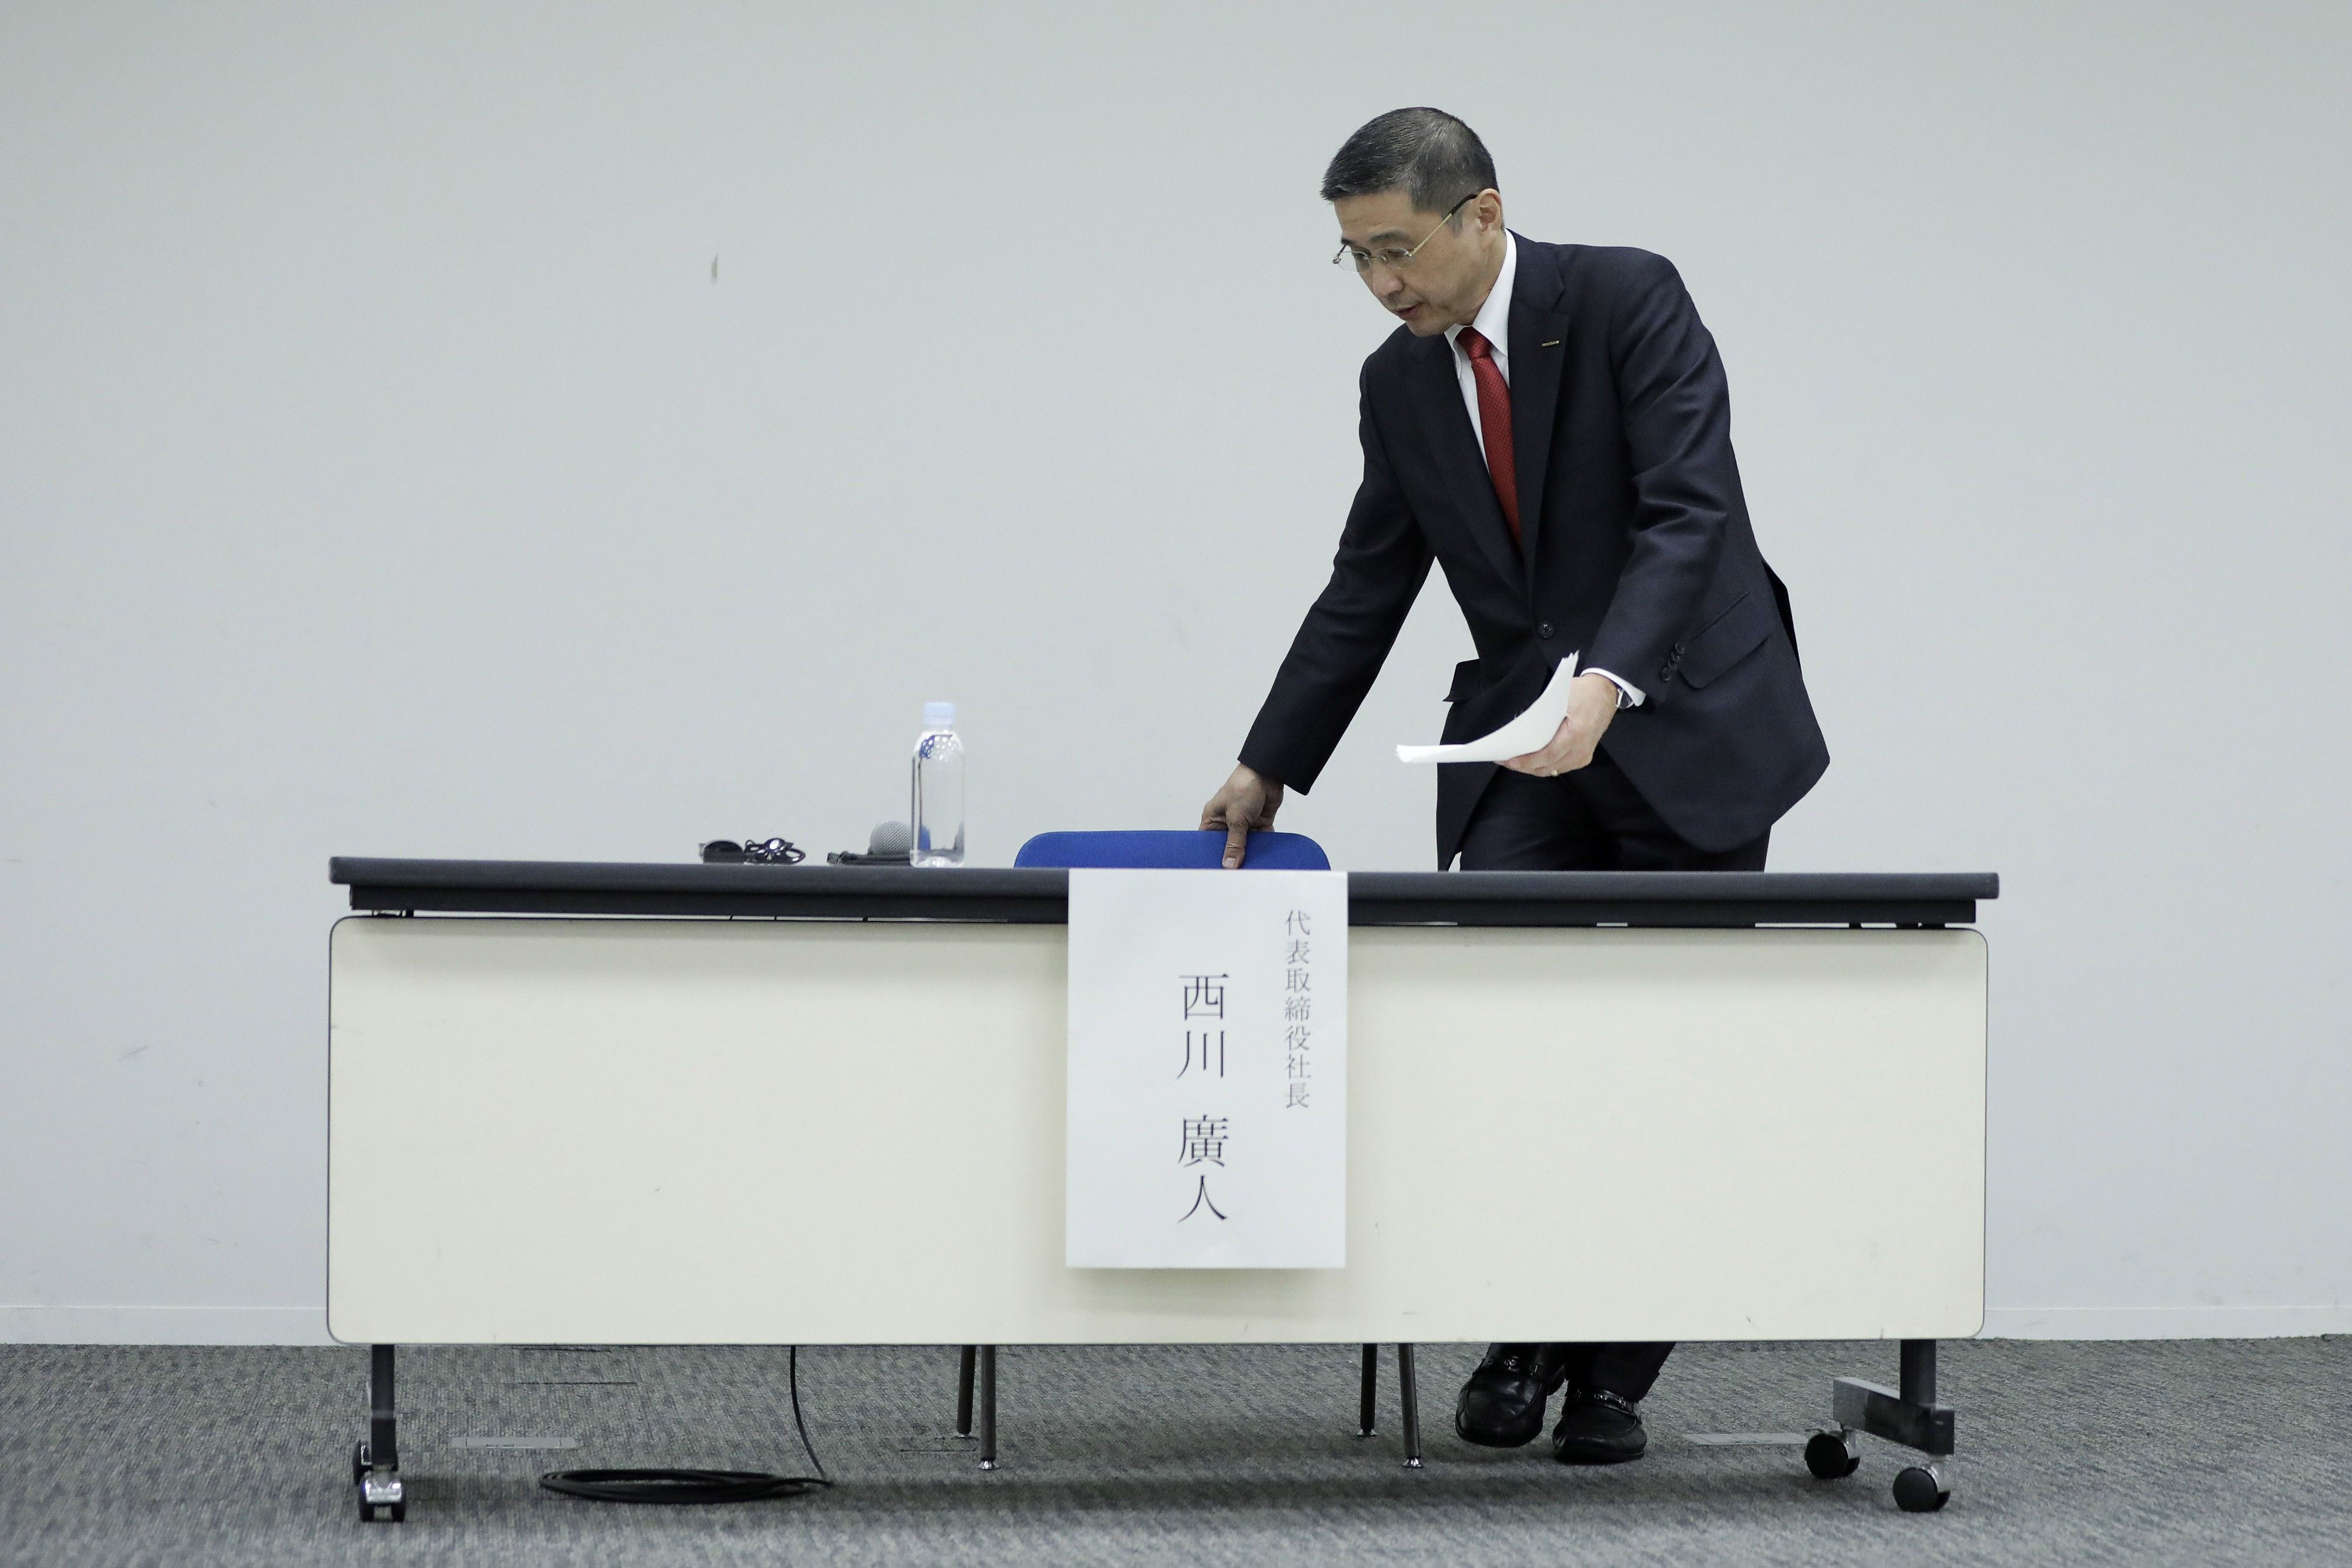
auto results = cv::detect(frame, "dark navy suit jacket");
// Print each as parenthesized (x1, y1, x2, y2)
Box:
(1238, 237, 1829, 865)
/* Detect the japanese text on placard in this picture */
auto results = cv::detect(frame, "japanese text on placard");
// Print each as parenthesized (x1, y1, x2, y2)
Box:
(1284, 909, 1313, 1109)
(1179, 978, 1232, 1221)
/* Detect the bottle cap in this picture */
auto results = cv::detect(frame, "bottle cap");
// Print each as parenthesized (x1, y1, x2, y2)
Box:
(924, 701, 956, 727)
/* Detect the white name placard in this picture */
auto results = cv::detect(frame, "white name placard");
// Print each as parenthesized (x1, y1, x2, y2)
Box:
(1065, 868, 1348, 1269)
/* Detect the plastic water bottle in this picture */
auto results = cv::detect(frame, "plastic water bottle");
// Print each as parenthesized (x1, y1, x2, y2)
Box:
(910, 701, 965, 867)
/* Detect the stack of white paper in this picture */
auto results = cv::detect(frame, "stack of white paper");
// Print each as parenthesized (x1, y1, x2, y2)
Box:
(1396, 656, 1580, 764)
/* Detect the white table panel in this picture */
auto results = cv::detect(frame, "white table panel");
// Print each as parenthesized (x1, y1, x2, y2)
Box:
(327, 917, 1983, 1345)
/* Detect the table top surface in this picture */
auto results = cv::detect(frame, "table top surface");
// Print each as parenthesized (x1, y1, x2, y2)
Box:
(330, 858, 1999, 928)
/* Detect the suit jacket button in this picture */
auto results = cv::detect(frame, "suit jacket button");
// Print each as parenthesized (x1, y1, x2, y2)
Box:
(1537, 621, 1554, 639)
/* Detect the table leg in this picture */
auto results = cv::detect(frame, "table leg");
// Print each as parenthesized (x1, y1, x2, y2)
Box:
(978, 1346, 998, 1471)
(1396, 1343, 1424, 1469)
(1823, 1338, 1955, 1512)
(356, 1344, 406, 1522)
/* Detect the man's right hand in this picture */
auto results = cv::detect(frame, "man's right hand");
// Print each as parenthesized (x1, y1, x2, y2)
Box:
(1200, 763, 1285, 869)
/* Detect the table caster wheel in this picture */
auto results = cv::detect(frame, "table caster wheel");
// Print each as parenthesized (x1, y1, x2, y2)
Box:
(1893, 1464, 1950, 1512)
(1805, 1429, 1861, 1479)
(358, 1460, 406, 1522)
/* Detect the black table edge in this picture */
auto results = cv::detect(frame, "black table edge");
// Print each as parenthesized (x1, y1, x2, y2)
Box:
(332, 859, 1997, 928)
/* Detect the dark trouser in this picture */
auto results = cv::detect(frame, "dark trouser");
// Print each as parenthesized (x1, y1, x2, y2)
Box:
(1456, 752, 1770, 1403)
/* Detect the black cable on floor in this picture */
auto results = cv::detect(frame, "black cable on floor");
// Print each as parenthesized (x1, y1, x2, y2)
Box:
(539, 1346, 834, 1505)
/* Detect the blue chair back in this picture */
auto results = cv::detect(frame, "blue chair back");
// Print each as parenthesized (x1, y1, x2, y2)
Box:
(1014, 829, 1331, 871)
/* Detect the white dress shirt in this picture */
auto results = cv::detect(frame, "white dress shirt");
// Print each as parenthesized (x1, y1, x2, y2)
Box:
(1444, 232, 1644, 708)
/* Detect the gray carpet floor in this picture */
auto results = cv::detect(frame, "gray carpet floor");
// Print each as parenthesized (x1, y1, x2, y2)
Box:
(2, 1338, 2347, 1565)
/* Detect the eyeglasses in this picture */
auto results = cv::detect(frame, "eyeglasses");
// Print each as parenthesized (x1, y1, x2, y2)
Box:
(1331, 193, 1476, 275)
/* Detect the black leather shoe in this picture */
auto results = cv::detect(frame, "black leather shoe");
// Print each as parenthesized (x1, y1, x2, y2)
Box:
(1551, 1386, 1648, 1464)
(1454, 1343, 1572, 1448)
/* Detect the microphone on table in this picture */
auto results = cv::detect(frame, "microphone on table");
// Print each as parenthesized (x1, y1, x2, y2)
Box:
(826, 821, 913, 867)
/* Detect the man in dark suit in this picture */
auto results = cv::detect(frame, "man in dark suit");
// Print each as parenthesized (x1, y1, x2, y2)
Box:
(1200, 108, 1829, 1465)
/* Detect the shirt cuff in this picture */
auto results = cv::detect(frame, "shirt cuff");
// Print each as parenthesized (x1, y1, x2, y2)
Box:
(1585, 667, 1646, 708)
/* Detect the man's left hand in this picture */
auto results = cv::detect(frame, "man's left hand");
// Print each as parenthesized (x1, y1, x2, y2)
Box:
(1500, 671, 1622, 777)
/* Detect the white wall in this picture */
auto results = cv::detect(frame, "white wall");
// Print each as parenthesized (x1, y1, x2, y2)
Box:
(2, 2, 2346, 1343)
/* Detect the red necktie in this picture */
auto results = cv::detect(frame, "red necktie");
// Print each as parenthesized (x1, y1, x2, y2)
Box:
(1458, 326, 1519, 547)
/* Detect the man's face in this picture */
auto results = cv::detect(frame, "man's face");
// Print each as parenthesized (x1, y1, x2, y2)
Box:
(1332, 187, 1506, 336)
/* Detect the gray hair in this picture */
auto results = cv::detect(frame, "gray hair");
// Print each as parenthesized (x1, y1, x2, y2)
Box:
(1321, 108, 1497, 213)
